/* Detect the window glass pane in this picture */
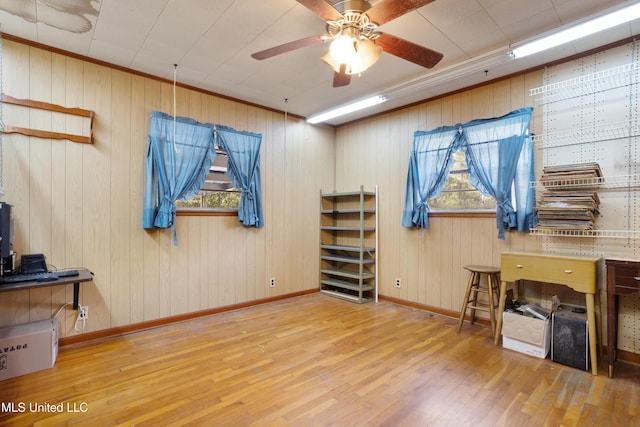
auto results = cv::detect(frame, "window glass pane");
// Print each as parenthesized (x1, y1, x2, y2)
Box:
(204, 191, 241, 208)
(429, 151, 496, 210)
(175, 148, 240, 210)
(176, 191, 241, 209)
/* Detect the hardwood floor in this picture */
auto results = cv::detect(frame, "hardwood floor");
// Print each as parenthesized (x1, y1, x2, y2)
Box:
(0, 293, 638, 426)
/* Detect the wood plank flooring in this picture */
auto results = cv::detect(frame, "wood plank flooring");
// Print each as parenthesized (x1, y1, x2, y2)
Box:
(0, 293, 639, 426)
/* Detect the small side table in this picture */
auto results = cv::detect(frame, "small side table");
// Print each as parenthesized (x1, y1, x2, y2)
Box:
(0, 268, 93, 309)
(605, 258, 640, 378)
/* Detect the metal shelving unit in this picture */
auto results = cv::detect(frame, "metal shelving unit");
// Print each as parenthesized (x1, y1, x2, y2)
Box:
(319, 185, 378, 303)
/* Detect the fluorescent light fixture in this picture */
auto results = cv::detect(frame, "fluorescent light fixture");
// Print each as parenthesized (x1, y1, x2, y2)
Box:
(306, 95, 387, 124)
(510, 2, 640, 58)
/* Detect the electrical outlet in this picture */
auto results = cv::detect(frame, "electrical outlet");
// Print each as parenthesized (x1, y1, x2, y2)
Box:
(79, 306, 89, 320)
(269, 278, 276, 287)
(395, 278, 401, 288)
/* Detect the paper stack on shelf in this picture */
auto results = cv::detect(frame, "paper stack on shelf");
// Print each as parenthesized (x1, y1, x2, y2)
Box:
(539, 162, 602, 188)
(536, 163, 602, 230)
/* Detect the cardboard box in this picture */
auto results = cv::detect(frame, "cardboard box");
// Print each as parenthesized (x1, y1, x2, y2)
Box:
(502, 311, 551, 359)
(0, 317, 58, 381)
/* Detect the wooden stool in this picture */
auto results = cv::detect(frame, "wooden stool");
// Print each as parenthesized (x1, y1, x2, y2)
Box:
(457, 265, 501, 334)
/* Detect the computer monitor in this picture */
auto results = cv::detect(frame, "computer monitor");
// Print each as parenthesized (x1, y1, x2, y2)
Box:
(0, 202, 15, 275)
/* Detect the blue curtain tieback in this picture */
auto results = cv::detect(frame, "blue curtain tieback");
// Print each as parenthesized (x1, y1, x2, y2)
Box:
(496, 202, 516, 228)
(154, 197, 177, 228)
(242, 187, 254, 200)
(411, 201, 430, 228)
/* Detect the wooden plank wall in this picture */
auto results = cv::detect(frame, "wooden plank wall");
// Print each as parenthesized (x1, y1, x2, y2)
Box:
(0, 40, 335, 338)
(334, 73, 544, 314)
(8, 38, 635, 350)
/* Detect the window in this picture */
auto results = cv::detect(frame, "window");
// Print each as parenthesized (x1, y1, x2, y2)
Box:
(176, 147, 241, 210)
(428, 151, 496, 210)
(402, 107, 534, 239)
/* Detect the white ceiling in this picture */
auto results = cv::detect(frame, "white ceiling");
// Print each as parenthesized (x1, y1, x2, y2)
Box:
(1, 0, 639, 125)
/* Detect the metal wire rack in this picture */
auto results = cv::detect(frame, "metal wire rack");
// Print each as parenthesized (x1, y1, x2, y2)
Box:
(531, 120, 640, 149)
(530, 174, 640, 190)
(529, 229, 640, 238)
(530, 61, 640, 104)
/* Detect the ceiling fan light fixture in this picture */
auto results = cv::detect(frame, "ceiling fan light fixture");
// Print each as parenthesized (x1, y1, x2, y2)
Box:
(321, 52, 342, 73)
(354, 37, 382, 71)
(324, 37, 382, 75)
(329, 32, 358, 63)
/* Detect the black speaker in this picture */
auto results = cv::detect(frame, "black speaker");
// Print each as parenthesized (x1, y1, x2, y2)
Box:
(551, 306, 590, 371)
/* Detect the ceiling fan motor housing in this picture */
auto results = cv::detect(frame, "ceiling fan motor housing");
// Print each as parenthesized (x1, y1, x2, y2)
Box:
(333, 0, 372, 15)
(326, 0, 379, 40)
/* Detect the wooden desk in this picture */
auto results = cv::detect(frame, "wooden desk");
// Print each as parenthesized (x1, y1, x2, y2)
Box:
(605, 258, 640, 378)
(494, 252, 601, 375)
(0, 268, 93, 309)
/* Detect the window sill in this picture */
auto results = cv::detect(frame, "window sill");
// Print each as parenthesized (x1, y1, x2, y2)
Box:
(176, 208, 237, 217)
(429, 210, 496, 218)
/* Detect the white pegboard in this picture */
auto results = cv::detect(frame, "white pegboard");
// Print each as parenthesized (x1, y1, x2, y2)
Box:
(540, 283, 586, 310)
(534, 41, 640, 353)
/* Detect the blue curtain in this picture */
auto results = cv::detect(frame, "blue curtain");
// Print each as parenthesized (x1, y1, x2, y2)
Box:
(143, 111, 216, 243)
(403, 107, 535, 239)
(215, 125, 264, 227)
(514, 134, 537, 231)
(463, 107, 534, 239)
(402, 126, 459, 228)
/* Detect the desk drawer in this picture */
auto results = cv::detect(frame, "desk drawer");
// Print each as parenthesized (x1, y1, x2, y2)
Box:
(614, 266, 640, 289)
(606, 259, 640, 295)
(502, 253, 597, 293)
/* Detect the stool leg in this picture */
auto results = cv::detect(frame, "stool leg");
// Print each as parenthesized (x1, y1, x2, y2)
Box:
(469, 272, 480, 325)
(457, 271, 476, 332)
(486, 273, 497, 335)
(491, 274, 500, 308)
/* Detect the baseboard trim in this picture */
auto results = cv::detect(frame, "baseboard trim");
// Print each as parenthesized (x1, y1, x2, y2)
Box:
(59, 289, 317, 347)
(616, 348, 640, 366)
(379, 294, 491, 328)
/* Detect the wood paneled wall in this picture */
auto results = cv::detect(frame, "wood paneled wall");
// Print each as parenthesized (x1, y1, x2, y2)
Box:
(5, 38, 629, 348)
(334, 73, 544, 314)
(0, 40, 335, 338)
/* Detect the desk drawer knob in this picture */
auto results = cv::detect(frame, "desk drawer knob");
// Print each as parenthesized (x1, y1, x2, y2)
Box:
(564, 269, 573, 274)
(634, 276, 640, 281)
(516, 264, 524, 268)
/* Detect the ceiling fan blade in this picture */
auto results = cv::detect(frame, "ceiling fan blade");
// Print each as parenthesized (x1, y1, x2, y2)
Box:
(297, 0, 342, 21)
(375, 32, 443, 69)
(333, 65, 351, 87)
(367, 0, 436, 26)
(251, 35, 326, 60)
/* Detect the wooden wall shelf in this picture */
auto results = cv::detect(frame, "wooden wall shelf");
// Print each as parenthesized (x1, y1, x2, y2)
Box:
(1, 94, 94, 144)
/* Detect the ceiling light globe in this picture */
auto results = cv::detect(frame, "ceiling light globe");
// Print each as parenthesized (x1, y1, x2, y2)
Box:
(330, 35, 357, 64)
(357, 38, 382, 69)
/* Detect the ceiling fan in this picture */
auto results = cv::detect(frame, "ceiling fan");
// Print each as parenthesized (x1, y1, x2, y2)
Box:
(251, 0, 443, 87)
